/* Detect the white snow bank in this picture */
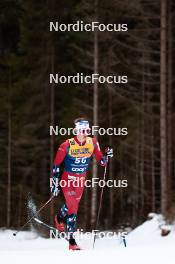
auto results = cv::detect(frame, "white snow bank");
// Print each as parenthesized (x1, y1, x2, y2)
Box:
(127, 214, 174, 246)
(0, 214, 174, 264)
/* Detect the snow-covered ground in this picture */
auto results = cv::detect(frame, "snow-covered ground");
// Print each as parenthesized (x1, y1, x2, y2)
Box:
(0, 214, 174, 264)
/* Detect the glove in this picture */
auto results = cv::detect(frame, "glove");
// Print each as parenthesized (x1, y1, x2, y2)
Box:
(100, 147, 113, 166)
(50, 165, 60, 196)
(105, 146, 113, 158)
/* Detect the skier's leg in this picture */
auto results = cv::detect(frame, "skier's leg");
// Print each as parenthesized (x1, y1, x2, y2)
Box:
(62, 189, 78, 231)
(55, 172, 78, 232)
(64, 181, 85, 250)
(55, 172, 69, 232)
(61, 187, 80, 249)
(66, 213, 77, 236)
(55, 204, 68, 232)
(60, 204, 68, 219)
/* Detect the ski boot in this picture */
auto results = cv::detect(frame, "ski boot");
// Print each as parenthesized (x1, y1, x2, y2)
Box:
(69, 237, 81, 250)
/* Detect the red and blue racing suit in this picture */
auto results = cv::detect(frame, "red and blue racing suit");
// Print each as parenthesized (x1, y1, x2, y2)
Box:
(54, 136, 105, 216)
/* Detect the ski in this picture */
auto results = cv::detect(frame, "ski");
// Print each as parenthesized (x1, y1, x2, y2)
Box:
(27, 197, 82, 249)
(34, 217, 82, 249)
(34, 217, 57, 232)
(33, 217, 69, 241)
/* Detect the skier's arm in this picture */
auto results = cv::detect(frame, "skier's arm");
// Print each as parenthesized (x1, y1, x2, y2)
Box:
(50, 140, 69, 196)
(54, 140, 69, 166)
(93, 137, 113, 166)
(92, 138, 107, 166)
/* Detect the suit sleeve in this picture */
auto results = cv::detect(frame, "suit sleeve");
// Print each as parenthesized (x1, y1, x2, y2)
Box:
(54, 140, 69, 166)
(92, 137, 104, 164)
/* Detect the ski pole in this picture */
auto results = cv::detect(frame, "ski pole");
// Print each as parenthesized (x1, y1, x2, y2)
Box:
(93, 165, 107, 248)
(13, 195, 54, 236)
(122, 234, 127, 247)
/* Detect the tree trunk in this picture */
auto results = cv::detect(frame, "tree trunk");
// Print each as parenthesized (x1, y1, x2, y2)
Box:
(50, 48, 55, 224)
(7, 67, 12, 228)
(140, 53, 145, 217)
(108, 87, 113, 227)
(151, 116, 155, 212)
(167, 0, 172, 210)
(91, 0, 99, 228)
(160, 0, 168, 215)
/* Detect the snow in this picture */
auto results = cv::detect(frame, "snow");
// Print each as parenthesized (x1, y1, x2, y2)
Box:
(0, 215, 175, 264)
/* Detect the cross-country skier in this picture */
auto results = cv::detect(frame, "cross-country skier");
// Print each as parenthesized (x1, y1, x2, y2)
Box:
(50, 118, 113, 250)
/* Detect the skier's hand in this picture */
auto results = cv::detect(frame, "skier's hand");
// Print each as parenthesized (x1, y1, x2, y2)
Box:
(100, 147, 113, 166)
(50, 166, 60, 196)
(51, 178, 60, 196)
(100, 156, 108, 166)
(105, 147, 113, 158)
